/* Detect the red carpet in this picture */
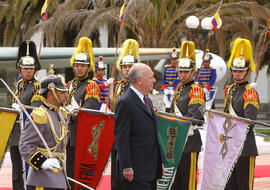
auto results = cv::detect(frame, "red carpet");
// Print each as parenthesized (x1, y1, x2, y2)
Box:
(0, 166, 269, 190)
(254, 165, 270, 178)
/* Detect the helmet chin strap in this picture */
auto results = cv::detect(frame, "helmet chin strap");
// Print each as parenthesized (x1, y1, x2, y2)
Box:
(231, 69, 250, 84)
(48, 83, 62, 106)
(181, 70, 194, 84)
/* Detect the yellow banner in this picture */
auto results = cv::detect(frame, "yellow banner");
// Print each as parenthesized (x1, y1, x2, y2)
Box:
(0, 111, 17, 163)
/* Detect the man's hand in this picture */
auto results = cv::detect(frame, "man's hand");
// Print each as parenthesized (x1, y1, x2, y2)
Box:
(123, 168, 134, 182)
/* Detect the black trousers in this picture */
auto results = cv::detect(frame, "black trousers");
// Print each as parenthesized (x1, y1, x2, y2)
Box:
(10, 146, 25, 190)
(66, 142, 75, 189)
(111, 144, 123, 190)
(28, 186, 65, 190)
(171, 152, 199, 190)
(225, 156, 256, 190)
(122, 180, 157, 190)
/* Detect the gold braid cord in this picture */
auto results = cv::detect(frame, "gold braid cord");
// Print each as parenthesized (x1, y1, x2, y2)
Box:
(65, 79, 77, 105)
(224, 83, 236, 113)
(112, 80, 128, 111)
(170, 83, 184, 113)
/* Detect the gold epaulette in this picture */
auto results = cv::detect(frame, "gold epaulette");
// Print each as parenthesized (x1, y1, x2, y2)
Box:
(243, 85, 259, 110)
(85, 80, 100, 102)
(67, 78, 76, 88)
(28, 151, 47, 171)
(189, 84, 205, 106)
(31, 107, 47, 125)
(31, 95, 45, 103)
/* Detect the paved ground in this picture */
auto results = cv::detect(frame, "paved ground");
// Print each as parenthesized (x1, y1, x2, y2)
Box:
(1, 153, 270, 189)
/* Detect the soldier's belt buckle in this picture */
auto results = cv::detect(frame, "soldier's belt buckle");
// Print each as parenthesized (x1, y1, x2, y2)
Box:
(167, 82, 173, 86)
(201, 82, 207, 87)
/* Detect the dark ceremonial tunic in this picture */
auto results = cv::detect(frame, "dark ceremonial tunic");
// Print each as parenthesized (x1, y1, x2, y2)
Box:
(224, 82, 259, 190)
(65, 77, 100, 187)
(10, 78, 40, 190)
(171, 80, 205, 190)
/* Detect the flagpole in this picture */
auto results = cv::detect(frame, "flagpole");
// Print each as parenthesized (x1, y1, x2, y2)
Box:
(38, 20, 46, 60)
(156, 111, 204, 125)
(196, 0, 223, 82)
(104, 1, 127, 113)
(254, 18, 270, 83)
(206, 108, 270, 128)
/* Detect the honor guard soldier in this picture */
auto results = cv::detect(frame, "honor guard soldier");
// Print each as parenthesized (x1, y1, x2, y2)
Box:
(161, 48, 179, 112)
(19, 71, 69, 190)
(195, 50, 217, 108)
(65, 37, 100, 188)
(111, 39, 140, 190)
(170, 41, 205, 190)
(10, 40, 41, 190)
(92, 56, 114, 111)
(224, 38, 259, 190)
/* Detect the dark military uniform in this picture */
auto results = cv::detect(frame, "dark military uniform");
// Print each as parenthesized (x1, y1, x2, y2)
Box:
(224, 82, 259, 190)
(171, 80, 205, 190)
(111, 79, 130, 190)
(10, 78, 40, 190)
(112, 80, 130, 112)
(65, 77, 100, 185)
(19, 103, 68, 189)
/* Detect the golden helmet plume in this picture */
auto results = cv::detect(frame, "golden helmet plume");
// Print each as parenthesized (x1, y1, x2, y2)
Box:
(178, 41, 196, 71)
(117, 39, 140, 71)
(70, 37, 95, 72)
(228, 38, 255, 72)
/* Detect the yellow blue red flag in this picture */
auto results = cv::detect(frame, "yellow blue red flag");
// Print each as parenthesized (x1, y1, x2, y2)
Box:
(41, 0, 50, 21)
(119, 2, 126, 25)
(211, 12, 221, 32)
(0, 108, 17, 166)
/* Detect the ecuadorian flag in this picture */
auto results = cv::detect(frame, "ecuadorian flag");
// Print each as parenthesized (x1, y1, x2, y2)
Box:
(211, 12, 221, 32)
(41, 0, 50, 21)
(119, 2, 126, 25)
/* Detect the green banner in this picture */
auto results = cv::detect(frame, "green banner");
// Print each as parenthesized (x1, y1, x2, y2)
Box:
(156, 113, 190, 190)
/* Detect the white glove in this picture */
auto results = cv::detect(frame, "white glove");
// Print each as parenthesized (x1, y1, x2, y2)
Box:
(41, 158, 60, 171)
(105, 78, 115, 86)
(194, 81, 199, 85)
(12, 103, 22, 112)
(250, 82, 257, 89)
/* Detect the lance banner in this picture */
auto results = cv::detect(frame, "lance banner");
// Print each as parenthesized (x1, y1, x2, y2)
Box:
(0, 108, 17, 166)
(74, 110, 114, 189)
(201, 111, 249, 190)
(156, 113, 190, 190)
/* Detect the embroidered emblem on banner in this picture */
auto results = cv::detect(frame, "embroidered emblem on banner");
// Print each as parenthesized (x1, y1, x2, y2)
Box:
(167, 126, 178, 163)
(219, 117, 236, 159)
(88, 120, 104, 159)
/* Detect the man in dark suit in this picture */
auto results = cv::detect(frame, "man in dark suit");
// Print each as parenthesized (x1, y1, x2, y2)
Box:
(114, 63, 163, 190)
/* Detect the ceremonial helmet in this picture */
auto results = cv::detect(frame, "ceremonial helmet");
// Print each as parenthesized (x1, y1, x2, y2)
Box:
(169, 48, 180, 60)
(16, 40, 41, 70)
(228, 38, 255, 72)
(40, 65, 68, 95)
(70, 37, 95, 72)
(177, 41, 196, 71)
(95, 56, 105, 70)
(203, 50, 213, 62)
(117, 39, 140, 70)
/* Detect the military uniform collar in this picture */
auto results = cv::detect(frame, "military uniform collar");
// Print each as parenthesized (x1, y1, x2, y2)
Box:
(21, 78, 35, 84)
(182, 80, 194, 87)
(235, 81, 248, 87)
(76, 76, 89, 83)
(43, 101, 59, 112)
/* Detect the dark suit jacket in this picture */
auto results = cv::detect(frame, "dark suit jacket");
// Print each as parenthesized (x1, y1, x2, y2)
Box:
(114, 88, 163, 182)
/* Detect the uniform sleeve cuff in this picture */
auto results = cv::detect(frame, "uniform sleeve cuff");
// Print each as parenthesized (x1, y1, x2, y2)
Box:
(28, 152, 47, 171)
